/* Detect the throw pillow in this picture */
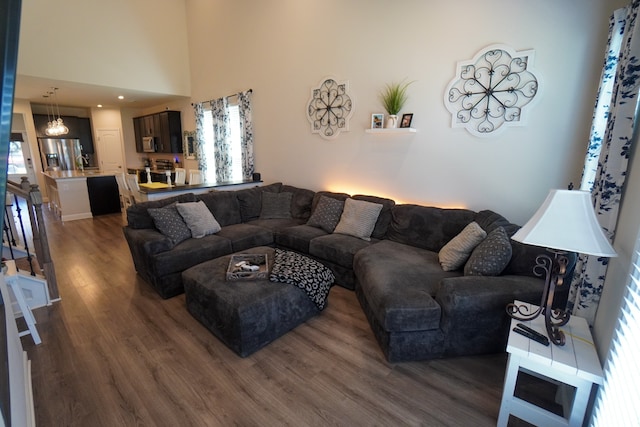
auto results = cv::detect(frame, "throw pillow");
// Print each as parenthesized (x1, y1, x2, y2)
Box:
(176, 200, 221, 238)
(464, 227, 513, 276)
(333, 198, 383, 241)
(148, 203, 192, 245)
(270, 248, 335, 310)
(306, 195, 345, 233)
(438, 222, 487, 271)
(259, 191, 293, 219)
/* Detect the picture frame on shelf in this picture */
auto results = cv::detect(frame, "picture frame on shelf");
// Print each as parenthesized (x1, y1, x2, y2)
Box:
(371, 113, 384, 129)
(400, 113, 413, 128)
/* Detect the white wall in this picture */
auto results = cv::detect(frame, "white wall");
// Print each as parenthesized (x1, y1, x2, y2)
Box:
(18, 0, 191, 97)
(185, 0, 626, 225)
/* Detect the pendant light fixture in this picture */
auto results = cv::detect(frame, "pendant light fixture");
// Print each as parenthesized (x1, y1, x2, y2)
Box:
(44, 87, 69, 136)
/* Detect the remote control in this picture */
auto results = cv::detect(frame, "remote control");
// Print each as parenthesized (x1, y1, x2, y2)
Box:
(516, 323, 548, 342)
(513, 327, 550, 346)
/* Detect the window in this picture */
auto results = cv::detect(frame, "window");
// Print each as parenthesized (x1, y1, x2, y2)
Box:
(590, 231, 640, 425)
(7, 140, 26, 175)
(201, 103, 243, 184)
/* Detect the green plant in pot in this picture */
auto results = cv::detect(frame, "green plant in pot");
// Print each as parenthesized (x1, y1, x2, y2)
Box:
(380, 80, 413, 128)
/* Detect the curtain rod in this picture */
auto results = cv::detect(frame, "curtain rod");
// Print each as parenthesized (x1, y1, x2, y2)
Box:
(192, 88, 252, 106)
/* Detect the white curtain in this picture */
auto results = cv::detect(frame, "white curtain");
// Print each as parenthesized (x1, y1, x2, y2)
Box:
(569, 1, 640, 324)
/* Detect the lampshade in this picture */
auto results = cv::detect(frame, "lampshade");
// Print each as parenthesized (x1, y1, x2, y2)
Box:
(511, 189, 617, 257)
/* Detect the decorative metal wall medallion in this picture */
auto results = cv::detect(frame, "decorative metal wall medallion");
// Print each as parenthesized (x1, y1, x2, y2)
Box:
(444, 45, 539, 137)
(307, 77, 354, 140)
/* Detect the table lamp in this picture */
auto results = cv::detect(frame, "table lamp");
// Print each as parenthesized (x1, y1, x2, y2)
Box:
(507, 189, 617, 345)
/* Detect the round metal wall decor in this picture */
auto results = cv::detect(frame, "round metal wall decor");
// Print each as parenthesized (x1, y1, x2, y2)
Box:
(444, 45, 539, 137)
(307, 77, 354, 140)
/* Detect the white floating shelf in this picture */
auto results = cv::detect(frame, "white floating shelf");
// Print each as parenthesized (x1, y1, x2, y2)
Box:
(365, 128, 417, 134)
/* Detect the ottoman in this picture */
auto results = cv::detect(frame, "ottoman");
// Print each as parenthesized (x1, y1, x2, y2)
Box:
(182, 246, 321, 357)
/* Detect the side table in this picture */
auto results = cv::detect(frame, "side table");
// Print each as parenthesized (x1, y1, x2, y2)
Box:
(497, 301, 603, 427)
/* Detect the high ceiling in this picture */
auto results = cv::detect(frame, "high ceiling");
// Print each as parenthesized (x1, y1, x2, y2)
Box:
(15, 75, 189, 110)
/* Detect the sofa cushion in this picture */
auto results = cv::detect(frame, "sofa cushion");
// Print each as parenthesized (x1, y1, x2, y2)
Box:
(309, 233, 375, 269)
(236, 182, 283, 222)
(354, 240, 461, 332)
(306, 195, 345, 233)
(197, 191, 242, 226)
(438, 221, 487, 271)
(474, 210, 520, 237)
(334, 198, 383, 241)
(275, 224, 328, 254)
(176, 201, 221, 238)
(386, 205, 477, 252)
(127, 193, 197, 229)
(151, 234, 233, 276)
(464, 227, 513, 276)
(216, 223, 274, 252)
(352, 194, 395, 239)
(281, 185, 315, 220)
(148, 203, 192, 245)
(260, 191, 292, 219)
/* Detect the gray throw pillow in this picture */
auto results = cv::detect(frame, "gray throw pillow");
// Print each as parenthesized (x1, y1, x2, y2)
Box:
(464, 227, 513, 276)
(260, 191, 293, 219)
(439, 221, 487, 271)
(176, 200, 221, 238)
(333, 198, 383, 241)
(148, 203, 192, 245)
(306, 195, 345, 233)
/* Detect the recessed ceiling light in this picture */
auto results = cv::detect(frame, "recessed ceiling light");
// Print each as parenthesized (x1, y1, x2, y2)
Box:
(97, 104, 103, 108)
(118, 95, 124, 100)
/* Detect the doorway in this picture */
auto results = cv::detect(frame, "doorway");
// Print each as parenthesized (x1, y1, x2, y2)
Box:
(8, 132, 37, 184)
(95, 128, 125, 172)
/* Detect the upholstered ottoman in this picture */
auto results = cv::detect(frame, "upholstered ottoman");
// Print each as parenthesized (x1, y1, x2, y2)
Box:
(182, 246, 333, 357)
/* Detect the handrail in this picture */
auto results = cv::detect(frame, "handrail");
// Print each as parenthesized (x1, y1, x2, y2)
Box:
(5, 177, 59, 301)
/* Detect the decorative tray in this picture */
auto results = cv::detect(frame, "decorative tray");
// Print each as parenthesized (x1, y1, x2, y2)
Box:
(226, 253, 269, 281)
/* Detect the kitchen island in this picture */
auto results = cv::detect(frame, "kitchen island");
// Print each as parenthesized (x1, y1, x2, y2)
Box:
(42, 170, 121, 221)
(137, 179, 261, 201)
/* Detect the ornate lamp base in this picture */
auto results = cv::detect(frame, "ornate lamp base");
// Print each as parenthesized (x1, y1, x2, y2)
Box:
(506, 250, 570, 346)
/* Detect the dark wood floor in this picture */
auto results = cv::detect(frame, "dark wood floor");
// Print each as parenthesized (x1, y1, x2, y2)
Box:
(22, 208, 530, 426)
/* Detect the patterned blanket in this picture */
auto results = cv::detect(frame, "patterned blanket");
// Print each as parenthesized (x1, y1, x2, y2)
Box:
(269, 249, 335, 310)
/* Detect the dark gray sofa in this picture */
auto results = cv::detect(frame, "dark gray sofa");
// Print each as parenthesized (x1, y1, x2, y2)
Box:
(123, 182, 572, 362)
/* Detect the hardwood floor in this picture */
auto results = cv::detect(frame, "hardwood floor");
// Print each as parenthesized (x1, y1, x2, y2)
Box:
(23, 208, 519, 426)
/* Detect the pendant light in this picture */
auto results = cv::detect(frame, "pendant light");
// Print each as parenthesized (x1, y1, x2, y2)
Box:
(44, 87, 69, 136)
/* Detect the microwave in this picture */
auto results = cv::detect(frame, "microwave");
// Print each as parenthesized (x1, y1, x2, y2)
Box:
(142, 136, 155, 152)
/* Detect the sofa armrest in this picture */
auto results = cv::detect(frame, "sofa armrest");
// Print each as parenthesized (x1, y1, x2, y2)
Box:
(123, 227, 174, 256)
(435, 275, 545, 357)
(435, 275, 545, 314)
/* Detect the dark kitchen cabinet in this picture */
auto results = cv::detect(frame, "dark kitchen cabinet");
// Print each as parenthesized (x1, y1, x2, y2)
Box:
(33, 114, 95, 154)
(76, 117, 94, 154)
(133, 111, 182, 153)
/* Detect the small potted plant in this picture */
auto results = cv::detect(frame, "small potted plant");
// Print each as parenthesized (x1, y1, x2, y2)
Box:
(380, 80, 413, 128)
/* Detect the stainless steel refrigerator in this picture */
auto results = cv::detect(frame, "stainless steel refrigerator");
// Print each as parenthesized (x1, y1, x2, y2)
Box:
(38, 138, 86, 171)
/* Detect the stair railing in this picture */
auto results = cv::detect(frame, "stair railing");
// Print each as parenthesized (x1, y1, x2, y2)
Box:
(4, 177, 59, 301)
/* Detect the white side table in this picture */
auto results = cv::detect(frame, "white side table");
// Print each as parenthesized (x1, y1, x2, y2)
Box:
(497, 301, 603, 427)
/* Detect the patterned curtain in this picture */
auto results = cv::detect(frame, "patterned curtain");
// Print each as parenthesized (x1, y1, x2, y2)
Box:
(238, 89, 254, 180)
(211, 97, 231, 183)
(193, 102, 209, 178)
(568, 1, 640, 324)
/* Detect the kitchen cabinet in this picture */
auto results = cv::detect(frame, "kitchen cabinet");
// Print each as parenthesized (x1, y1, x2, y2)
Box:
(33, 114, 95, 154)
(133, 111, 182, 153)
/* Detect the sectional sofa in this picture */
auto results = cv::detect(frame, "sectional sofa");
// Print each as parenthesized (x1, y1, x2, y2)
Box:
(123, 182, 575, 362)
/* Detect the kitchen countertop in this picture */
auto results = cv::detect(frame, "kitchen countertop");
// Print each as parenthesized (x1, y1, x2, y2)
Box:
(42, 170, 119, 179)
(138, 179, 260, 194)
